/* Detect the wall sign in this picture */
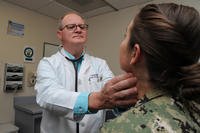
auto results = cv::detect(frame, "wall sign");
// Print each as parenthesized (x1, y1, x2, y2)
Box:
(24, 46, 34, 62)
(7, 20, 24, 37)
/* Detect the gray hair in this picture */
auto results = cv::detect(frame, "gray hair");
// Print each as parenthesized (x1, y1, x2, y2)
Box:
(57, 11, 86, 30)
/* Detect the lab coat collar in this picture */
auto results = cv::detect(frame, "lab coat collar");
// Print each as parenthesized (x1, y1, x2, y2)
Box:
(59, 48, 90, 74)
(61, 48, 85, 60)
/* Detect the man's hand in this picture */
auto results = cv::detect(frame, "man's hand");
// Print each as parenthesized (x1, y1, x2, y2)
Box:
(89, 73, 138, 111)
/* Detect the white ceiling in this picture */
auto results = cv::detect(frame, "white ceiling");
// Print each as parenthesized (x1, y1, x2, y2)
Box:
(3, 0, 152, 19)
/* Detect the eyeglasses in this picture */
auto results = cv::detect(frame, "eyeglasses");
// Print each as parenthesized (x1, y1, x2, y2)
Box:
(61, 24, 88, 31)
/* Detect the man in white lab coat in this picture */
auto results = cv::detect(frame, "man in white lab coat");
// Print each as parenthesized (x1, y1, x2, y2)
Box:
(35, 12, 138, 133)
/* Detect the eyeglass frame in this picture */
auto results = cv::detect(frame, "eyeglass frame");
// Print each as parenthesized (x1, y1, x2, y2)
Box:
(60, 24, 89, 31)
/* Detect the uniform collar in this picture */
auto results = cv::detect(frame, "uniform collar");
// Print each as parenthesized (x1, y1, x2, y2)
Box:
(134, 88, 168, 107)
(145, 88, 167, 99)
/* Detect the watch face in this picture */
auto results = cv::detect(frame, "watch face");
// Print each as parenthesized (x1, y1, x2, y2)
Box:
(24, 47, 33, 57)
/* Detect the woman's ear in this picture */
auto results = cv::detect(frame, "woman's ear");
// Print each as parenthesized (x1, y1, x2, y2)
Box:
(130, 44, 141, 65)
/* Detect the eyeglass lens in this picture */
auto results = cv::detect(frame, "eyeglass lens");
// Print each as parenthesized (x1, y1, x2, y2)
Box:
(63, 24, 88, 31)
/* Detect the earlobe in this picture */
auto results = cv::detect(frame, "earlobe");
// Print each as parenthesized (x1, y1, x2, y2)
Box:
(130, 44, 141, 65)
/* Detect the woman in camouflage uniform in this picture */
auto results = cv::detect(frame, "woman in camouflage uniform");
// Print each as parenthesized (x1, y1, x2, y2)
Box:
(102, 3, 200, 133)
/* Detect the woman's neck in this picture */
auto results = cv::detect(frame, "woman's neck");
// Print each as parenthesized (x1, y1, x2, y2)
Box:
(133, 56, 154, 99)
(134, 66, 154, 99)
(136, 78, 153, 99)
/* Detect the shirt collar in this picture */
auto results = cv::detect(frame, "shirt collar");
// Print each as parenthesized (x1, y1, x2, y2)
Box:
(61, 48, 84, 60)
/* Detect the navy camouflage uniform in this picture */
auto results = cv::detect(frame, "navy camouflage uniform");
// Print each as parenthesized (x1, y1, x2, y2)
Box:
(101, 88, 200, 133)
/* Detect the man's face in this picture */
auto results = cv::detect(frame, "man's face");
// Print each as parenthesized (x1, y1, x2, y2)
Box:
(57, 13, 88, 48)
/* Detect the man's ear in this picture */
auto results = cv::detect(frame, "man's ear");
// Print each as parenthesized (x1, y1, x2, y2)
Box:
(130, 44, 141, 65)
(57, 30, 62, 40)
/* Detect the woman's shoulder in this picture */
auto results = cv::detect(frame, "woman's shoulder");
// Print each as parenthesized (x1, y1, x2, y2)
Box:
(101, 95, 200, 133)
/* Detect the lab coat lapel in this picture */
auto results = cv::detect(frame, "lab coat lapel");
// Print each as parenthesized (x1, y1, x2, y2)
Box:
(79, 54, 91, 75)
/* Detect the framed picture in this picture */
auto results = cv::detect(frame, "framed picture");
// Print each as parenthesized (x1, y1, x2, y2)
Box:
(43, 42, 59, 57)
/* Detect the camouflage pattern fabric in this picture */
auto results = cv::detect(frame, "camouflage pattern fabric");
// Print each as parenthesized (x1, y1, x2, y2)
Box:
(101, 89, 200, 133)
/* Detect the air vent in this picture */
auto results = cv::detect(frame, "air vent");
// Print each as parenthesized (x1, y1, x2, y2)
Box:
(55, 0, 108, 13)
(74, 0, 93, 6)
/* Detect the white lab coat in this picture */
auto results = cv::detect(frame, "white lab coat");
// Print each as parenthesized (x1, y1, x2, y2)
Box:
(35, 49, 113, 133)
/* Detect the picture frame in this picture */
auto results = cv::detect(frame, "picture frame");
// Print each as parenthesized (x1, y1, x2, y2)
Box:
(43, 42, 59, 57)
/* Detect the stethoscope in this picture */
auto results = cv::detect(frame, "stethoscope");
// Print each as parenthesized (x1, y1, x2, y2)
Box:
(58, 45, 86, 59)
(58, 45, 85, 133)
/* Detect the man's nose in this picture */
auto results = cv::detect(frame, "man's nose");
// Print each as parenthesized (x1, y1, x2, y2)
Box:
(74, 26, 82, 32)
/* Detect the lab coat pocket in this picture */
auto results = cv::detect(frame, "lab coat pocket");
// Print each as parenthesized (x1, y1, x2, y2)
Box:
(88, 74, 103, 92)
(78, 74, 102, 92)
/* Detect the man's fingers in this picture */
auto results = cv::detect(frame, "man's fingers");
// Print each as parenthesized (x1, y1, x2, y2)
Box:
(115, 87, 138, 106)
(113, 87, 138, 100)
(112, 76, 137, 92)
(101, 73, 138, 109)
(115, 98, 138, 107)
(109, 73, 134, 85)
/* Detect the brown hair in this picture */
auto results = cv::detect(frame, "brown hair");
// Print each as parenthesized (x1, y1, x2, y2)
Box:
(129, 3, 200, 100)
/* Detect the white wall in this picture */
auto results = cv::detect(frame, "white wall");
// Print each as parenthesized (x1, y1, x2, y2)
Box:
(0, 1, 59, 124)
(87, 0, 200, 75)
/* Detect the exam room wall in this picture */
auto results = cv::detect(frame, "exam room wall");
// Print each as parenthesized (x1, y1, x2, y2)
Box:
(86, 0, 200, 75)
(1, 0, 199, 126)
(0, 1, 59, 124)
